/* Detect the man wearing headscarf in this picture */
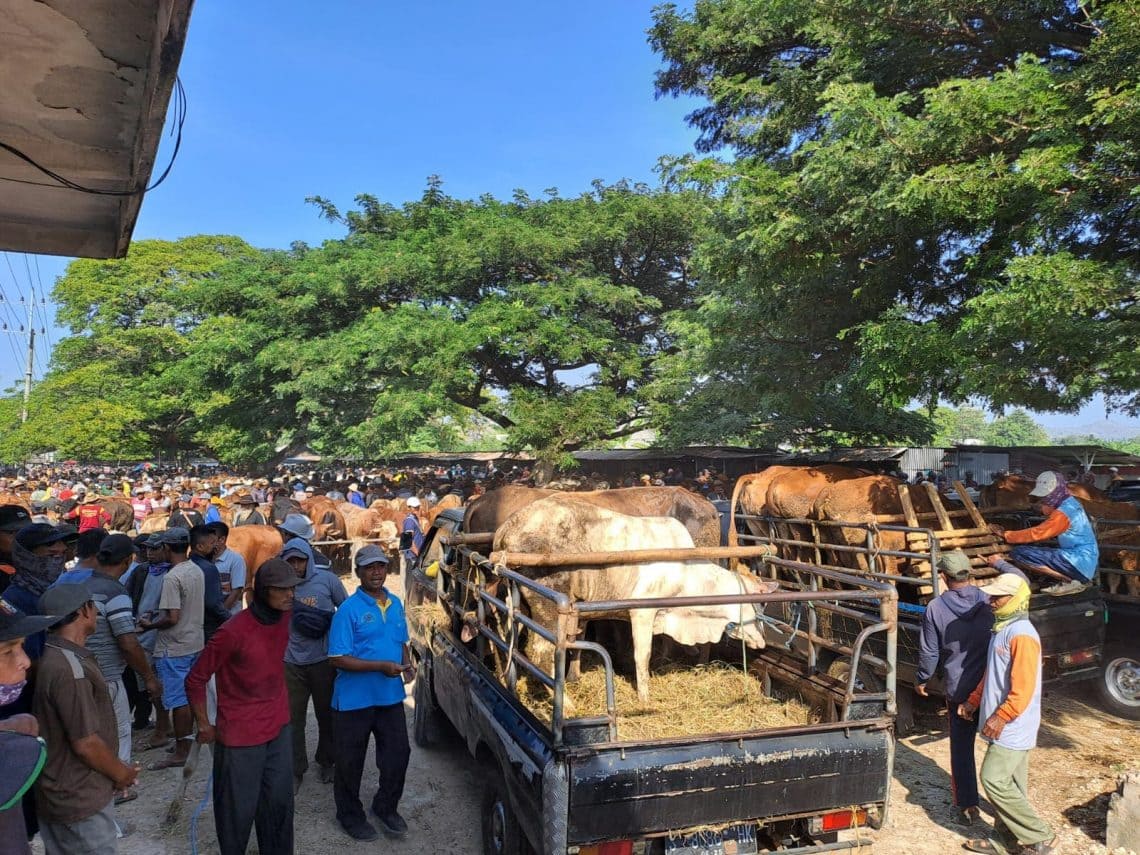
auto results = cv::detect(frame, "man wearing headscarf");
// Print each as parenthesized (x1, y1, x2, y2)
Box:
(0, 525, 71, 661)
(988, 471, 1099, 596)
(959, 574, 1054, 855)
(187, 559, 300, 855)
(281, 538, 347, 792)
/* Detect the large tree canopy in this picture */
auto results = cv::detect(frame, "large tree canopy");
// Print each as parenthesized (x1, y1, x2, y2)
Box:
(4, 182, 701, 465)
(649, 0, 1139, 446)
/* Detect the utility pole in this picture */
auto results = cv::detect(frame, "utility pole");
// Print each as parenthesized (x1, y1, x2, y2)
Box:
(22, 323, 35, 423)
(2, 294, 39, 423)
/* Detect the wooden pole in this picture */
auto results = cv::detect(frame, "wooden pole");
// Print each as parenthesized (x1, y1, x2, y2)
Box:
(487, 545, 778, 567)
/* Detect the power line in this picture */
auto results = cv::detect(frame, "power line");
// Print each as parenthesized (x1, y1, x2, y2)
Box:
(0, 77, 186, 197)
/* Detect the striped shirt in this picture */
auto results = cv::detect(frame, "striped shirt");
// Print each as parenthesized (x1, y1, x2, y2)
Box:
(51, 569, 137, 682)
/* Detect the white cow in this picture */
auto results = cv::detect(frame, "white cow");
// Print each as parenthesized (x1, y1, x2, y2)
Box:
(493, 496, 777, 702)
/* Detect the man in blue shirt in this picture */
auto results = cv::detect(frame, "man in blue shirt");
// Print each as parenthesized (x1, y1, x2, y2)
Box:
(327, 546, 413, 842)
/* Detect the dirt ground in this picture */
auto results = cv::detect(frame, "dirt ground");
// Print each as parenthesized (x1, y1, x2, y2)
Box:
(885, 686, 1140, 855)
(34, 568, 1138, 854)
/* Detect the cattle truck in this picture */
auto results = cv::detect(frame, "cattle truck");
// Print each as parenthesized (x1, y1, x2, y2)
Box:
(730, 489, 1108, 727)
(406, 508, 899, 855)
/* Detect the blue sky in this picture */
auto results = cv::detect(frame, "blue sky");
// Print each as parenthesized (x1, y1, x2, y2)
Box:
(1, 1, 1136, 439)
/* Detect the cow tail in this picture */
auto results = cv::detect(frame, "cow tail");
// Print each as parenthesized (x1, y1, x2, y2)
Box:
(728, 474, 753, 550)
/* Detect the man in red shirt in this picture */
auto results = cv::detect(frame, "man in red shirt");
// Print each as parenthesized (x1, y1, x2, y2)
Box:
(186, 559, 299, 855)
(65, 490, 111, 535)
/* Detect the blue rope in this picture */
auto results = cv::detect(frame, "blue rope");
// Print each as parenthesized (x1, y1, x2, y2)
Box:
(188, 771, 213, 855)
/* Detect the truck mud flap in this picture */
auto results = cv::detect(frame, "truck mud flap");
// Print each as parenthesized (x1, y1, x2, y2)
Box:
(565, 725, 891, 844)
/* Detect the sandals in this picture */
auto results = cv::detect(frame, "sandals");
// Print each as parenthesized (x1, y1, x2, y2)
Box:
(114, 788, 138, 805)
(145, 756, 185, 771)
(964, 840, 1005, 855)
(137, 737, 170, 752)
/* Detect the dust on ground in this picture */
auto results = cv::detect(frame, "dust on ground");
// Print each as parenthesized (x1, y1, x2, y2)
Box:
(885, 685, 1139, 855)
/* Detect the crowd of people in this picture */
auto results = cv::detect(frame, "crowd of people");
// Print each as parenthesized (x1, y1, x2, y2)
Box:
(0, 464, 426, 854)
(0, 462, 1109, 855)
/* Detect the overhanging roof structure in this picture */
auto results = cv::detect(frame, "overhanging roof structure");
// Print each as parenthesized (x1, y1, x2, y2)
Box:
(0, 0, 194, 258)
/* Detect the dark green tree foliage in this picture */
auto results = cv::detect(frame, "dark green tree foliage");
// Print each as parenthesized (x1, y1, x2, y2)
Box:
(8, 183, 698, 464)
(649, 0, 1139, 446)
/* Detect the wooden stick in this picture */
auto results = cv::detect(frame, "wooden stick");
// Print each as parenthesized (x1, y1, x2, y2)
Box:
(922, 482, 955, 531)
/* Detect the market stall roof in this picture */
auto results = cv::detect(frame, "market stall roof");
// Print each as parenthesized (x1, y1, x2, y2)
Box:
(0, 0, 193, 258)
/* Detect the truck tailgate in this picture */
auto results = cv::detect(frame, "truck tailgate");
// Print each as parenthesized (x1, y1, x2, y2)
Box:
(565, 722, 892, 843)
(1029, 589, 1105, 675)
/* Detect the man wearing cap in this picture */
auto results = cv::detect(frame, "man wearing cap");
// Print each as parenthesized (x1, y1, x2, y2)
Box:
(959, 574, 1054, 855)
(278, 513, 333, 570)
(915, 551, 1027, 827)
(347, 483, 366, 508)
(989, 470, 1099, 596)
(65, 491, 112, 535)
(327, 546, 413, 841)
(232, 494, 265, 527)
(53, 534, 161, 793)
(400, 498, 424, 570)
(0, 598, 58, 854)
(281, 537, 347, 791)
(34, 584, 140, 855)
(137, 528, 203, 770)
(0, 506, 33, 596)
(187, 559, 300, 855)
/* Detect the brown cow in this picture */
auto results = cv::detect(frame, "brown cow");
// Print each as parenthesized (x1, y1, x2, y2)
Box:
(979, 474, 1111, 509)
(225, 525, 284, 584)
(764, 466, 873, 560)
(466, 485, 721, 548)
(811, 476, 936, 577)
(727, 466, 870, 550)
(93, 497, 135, 533)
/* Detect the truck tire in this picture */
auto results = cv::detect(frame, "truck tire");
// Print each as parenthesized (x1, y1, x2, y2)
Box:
(481, 769, 528, 855)
(412, 661, 445, 747)
(827, 657, 885, 721)
(1095, 645, 1140, 721)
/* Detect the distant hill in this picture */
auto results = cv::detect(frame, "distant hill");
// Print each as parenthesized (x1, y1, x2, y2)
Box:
(1049, 421, 1140, 442)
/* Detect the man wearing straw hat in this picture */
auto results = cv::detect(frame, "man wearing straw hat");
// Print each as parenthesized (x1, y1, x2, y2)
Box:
(959, 573, 1054, 855)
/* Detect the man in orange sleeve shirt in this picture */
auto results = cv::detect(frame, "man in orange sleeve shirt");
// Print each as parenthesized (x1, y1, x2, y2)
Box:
(989, 471, 1098, 596)
(958, 574, 1054, 855)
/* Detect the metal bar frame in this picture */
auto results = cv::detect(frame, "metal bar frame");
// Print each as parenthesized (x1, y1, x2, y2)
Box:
(435, 547, 898, 747)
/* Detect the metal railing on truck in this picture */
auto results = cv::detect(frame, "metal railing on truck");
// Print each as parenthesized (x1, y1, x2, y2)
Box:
(428, 539, 898, 747)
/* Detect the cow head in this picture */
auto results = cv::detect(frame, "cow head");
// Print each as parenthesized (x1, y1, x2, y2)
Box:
(725, 573, 778, 648)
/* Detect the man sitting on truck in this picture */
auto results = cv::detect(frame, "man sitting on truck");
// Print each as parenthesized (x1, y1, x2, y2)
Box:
(988, 471, 1098, 597)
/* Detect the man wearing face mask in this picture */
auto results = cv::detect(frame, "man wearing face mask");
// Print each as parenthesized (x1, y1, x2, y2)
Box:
(0, 525, 71, 662)
(0, 602, 58, 855)
(959, 574, 1054, 855)
(187, 559, 301, 855)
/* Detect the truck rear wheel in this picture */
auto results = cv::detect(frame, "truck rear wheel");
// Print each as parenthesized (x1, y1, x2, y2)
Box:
(481, 770, 528, 855)
(1096, 645, 1140, 721)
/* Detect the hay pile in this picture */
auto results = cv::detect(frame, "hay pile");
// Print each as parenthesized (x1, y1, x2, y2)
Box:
(406, 601, 450, 633)
(520, 662, 816, 741)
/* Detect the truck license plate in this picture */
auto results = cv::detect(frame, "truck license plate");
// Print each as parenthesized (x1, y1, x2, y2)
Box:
(664, 823, 758, 855)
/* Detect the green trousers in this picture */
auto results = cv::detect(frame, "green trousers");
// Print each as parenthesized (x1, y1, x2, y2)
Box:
(979, 742, 1052, 846)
